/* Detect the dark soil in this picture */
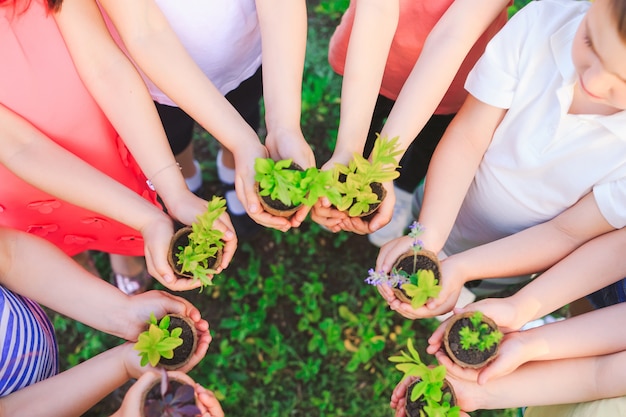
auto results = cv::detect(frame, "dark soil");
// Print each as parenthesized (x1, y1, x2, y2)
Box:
(445, 316, 498, 367)
(159, 315, 197, 370)
(393, 251, 441, 279)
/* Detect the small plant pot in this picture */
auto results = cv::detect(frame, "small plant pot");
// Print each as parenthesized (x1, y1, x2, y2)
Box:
(443, 311, 501, 369)
(359, 181, 387, 219)
(404, 377, 457, 417)
(140, 373, 199, 417)
(391, 249, 441, 303)
(254, 161, 305, 218)
(255, 181, 303, 218)
(158, 314, 198, 371)
(335, 178, 387, 219)
(168, 226, 224, 279)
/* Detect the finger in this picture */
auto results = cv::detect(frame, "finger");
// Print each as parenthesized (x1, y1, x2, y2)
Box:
(290, 205, 311, 228)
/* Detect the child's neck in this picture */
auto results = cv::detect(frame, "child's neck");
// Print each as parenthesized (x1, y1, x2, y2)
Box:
(569, 82, 620, 115)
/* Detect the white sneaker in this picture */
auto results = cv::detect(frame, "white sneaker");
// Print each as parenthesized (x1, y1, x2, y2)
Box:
(368, 186, 414, 247)
(185, 160, 203, 193)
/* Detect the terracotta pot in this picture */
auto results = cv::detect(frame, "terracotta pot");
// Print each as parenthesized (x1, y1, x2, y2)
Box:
(404, 377, 457, 417)
(168, 226, 223, 280)
(443, 311, 501, 369)
(391, 249, 441, 303)
(158, 314, 198, 371)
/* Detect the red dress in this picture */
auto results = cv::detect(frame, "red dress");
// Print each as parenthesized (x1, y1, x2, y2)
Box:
(0, 0, 160, 256)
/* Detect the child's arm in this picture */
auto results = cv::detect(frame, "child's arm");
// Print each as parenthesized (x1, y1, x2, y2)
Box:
(376, 95, 506, 272)
(426, 192, 615, 312)
(0, 343, 142, 417)
(380, 0, 511, 154)
(255, 0, 315, 228)
(312, 0, 400, 233)
(0, 227, 208, 341)
(55, 0, 237, 276)
(0, 103, 190, 288)
(91, 0, 290, 231)
(54, 1, 211, 224)
(330, 0, 400, 163)
(442, 349, 626, 411)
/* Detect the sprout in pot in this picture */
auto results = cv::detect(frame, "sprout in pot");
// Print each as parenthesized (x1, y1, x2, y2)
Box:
(141, 370, 201, 417)
(389, 338, 461, 417)
(443, 311, 503, 369)
(365, 222, 442, 309)
(134, 313, 198, 371)
(254, 158, 307, 218)
(254, 157, 342, 218)
(168, 195, 226, 287)
(331, 134, 402, 217)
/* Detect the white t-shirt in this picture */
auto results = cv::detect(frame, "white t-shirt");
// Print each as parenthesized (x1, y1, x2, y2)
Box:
(110, 0, 262, 107)
(444, 0, 626, 256)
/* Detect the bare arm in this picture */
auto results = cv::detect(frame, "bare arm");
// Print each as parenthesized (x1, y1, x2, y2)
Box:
(376, 95, 506, 273)
(0, 344, 136, 417)
(0, 103, 170, 237)
(331, 0, 400, 162)
(0, 227, 205, 341)
(381, 0, 511, 154)
(448, 349, 626, 411)
(55, 0, 210, 224)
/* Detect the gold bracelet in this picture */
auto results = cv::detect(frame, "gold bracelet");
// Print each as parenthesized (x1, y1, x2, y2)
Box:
(146, 162, 181, 191)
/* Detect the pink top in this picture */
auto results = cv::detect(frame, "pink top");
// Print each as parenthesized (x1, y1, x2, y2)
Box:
(328, 0, 510, 114)
(0, 0, 159, 256)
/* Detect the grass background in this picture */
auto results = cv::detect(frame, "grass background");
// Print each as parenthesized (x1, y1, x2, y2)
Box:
(52, 0, 531, 415)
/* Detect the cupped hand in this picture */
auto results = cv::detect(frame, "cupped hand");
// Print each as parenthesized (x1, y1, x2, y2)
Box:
(121, 290, 204, 341)
(390, 375, 471, 417)
(338, 180, 395, 235)
(195, 383, 225, 417)
(377, 283, 454, 319)
(232, 143, 293, 232)
(110, 367, 160, 417)
(390, 376, 416, 417)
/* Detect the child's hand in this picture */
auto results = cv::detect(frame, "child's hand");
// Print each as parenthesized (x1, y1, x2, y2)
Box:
(265, 126, 316, 229)
(310, 200, 348, 232)
(420, 255, 471, 312)
(121, 290, 206, 341)
(457, 298, 523, 332)
(375, 235, 415, 273)
(174, 325, 212, 373)
(390, 376, 417, 417)
(195, 383, 225, 417)
(110, 369, 159, 417)
(138, 211, 179, 287)
(232, 143, 293, 232)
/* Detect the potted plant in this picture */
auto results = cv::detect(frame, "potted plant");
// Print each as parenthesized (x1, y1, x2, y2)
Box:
(365, 222, 442, 309)
(254, 157, 307, 218)
(442, 311, 503, 369)
(168, 195, 226, 287)
(331, 134, 402, 217)
(134, 313, 198, 371)
(254, 157, 342, 218)
(141, 370, 201, 417)
(389, 338, 461, 417)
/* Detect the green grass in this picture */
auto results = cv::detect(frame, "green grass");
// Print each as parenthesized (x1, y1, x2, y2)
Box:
(52, 1, 533, 416)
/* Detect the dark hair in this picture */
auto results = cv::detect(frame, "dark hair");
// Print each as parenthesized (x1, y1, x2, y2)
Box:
(0, 0, 62, 12)
(609, 0, 626, 43)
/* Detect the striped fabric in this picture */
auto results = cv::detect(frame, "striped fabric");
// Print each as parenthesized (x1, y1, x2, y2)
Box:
(0, 286, 58, 396)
